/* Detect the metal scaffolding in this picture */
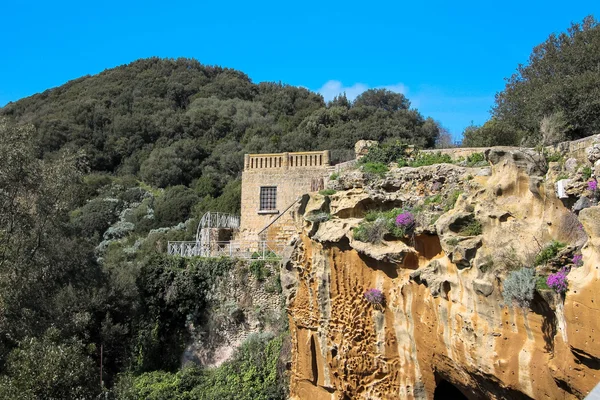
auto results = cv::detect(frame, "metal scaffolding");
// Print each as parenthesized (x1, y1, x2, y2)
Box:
(167, 211, 284, 259)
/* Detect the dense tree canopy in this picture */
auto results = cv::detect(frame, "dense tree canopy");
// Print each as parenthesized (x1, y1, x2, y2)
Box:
(463, 15, 600, 146)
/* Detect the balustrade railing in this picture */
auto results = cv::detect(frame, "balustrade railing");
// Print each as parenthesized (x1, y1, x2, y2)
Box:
(167, 240, 284, 259)
(244, 150, 330, 170)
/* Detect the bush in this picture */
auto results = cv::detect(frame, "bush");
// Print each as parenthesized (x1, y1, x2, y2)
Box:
(536, 275, 550, 291)
(305, 211, 331, 223)
(152, 185, 200, 228)
(360, 141, 409, 165)
(458, 219, 482, 236)
(114, 333, 286, 400)
(582, 166, 592, 180)
(544, 151, 564, 163)
(72, 198, 122, 238)
(0, 328, 98, 400)
(444, 190, 463, 212)
(409, 152, 453, 167)
(424, 194, 442, 205)
(329, 173, 339, 181)
(361, 162, 388, 175)
(466, 152, 486, 167)
(249, 261, 270, 282)
(364, 289, 384, 305)
(547, 267, 569, 293)
(502, 267, 536, 308)
(357, 208, 417, 241)
(534, 241, 566, 266)
(353, 218, 388, 244)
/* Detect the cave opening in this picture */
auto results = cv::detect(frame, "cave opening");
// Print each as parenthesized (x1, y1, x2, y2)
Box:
(434, 379, 468, 400)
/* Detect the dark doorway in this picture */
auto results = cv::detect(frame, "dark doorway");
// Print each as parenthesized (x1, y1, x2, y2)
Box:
(434, 379, 468, 399)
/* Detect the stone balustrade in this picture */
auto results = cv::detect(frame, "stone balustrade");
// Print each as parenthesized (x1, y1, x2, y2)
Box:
(244, 150, 330, 170)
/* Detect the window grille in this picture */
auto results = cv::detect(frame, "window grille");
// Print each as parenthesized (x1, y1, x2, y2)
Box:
(259, 186, 277, 210)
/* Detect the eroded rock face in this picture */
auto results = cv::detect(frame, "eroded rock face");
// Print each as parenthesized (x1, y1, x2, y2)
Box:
(284, 148, 600, 399)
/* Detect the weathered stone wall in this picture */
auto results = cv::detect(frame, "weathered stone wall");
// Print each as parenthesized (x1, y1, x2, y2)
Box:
(420, 133, 600, 163)
(240, 151, 333, 243)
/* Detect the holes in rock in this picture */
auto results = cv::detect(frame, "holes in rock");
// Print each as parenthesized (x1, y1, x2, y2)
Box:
(441, 281, 451, 300)
(498, 213, 513, 223)
(434, 379, 467, 399)
(331, 346, 338, 359)
(310, 335, 319, 384)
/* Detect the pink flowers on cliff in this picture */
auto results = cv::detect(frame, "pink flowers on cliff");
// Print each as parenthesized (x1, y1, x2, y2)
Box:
(395, 212, 415, 228)
(588, 179, 598, 192)
(547, 267, 569, 294)
(364, 289, 385, 305)
(572, 254, 583, 267)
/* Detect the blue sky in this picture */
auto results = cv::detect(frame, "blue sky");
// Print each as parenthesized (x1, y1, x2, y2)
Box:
(1, 1, 598, 140)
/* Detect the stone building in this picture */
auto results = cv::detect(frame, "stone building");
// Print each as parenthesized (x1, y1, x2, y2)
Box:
(239, 150, 332, 246)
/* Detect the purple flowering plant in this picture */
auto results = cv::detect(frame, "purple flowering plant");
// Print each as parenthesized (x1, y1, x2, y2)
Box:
(547, 267, 569, 294)
(588, 179, 598, 192)
(572, 254, 583, 267)
(364, 288, 385, 305)
(395, 211, 415, 228)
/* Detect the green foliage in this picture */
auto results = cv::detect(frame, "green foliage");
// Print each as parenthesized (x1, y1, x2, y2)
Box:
(359, 141, 409, 165)
(536, 275, 550, 291)
(0, 328, 98, 399)
(152, 185, 199, 229)
(408, 152, 453, 167)
(582, 166, 593, 180)
(466, 152, 486, 167)
(2, 57, 439, 180)
(446, 238, 460, 246)
(353, 218, 389, 244)
(502, 267, 536, 308)
(305, 211, 331, 223)
(458, 219, 482, 236)
(544, 150, 564, 163)
(194, 179, 242, 217)
(140, 139, 207, 188)
(444, 190, 463, 211)
(135, 255, 236, 372)
(534, 241, 566, 266)
(72, 197, 122, 238)
(249, 261, 271, 282)
(361, 162, 389, 176)
(114, 333, 286, 400)
(329, 172, 339, 181)
(492, 16, 600, 141)
(319, 189, 336, 196)
(461, 119, 523, 147)
(353, 89, 410, 111)
(424, 194, 442, 205)
(355, 208, 414, 243)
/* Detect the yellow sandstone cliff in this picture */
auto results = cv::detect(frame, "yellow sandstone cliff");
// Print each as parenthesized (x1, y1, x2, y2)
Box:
(282, 146, 600, 399)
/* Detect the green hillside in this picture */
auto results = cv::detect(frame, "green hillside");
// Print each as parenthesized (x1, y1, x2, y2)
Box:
(0, 58, 440, 398)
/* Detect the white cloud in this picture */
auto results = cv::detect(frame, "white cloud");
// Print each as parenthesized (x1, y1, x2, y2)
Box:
(317, 80, 407, 102)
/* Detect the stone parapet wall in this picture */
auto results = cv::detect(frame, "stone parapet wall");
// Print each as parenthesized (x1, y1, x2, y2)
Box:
(244, 150, 330, 171)
(421, 133, 600, 162)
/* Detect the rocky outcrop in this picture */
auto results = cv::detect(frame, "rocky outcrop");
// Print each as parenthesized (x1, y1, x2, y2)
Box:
(183, 261, 283, 367)
(283, 145, 600, 399)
